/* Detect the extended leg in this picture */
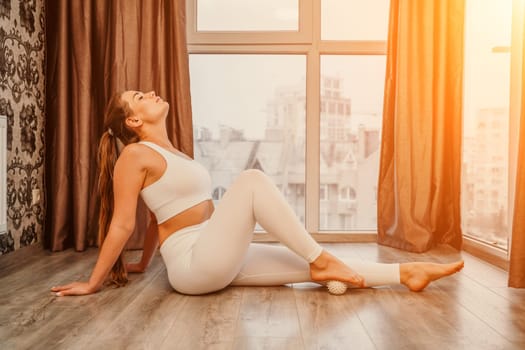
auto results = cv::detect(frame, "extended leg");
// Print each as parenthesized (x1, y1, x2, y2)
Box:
(230, 244, 464, 292)
(230, 243, 400, 287)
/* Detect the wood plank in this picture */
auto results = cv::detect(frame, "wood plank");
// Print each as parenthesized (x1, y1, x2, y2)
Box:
(0, 243, 49, 276)
(460, 251, 509, 288)
(0, 248, 97, 343)
(353, 285, 516, 349)
(55, 252, 167, 347)
(404, 245, 524, 345)
(233, 336, 303, 350)
(6, 251, 166, 349)
(157, 287, 243, 350)
(234, 286, 300, 340)
(372, 243, 522, 347)
(0, 248, 95, 303)
(294, 285, 375, 350)
(86, 275, 187, 350)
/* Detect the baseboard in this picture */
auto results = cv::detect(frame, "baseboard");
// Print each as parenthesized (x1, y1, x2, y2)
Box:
(462, 236, 510, 271)
(252, 232, 378, 243)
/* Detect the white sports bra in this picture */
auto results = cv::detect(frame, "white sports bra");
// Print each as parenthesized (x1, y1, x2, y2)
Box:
(139, 141, 212, 224)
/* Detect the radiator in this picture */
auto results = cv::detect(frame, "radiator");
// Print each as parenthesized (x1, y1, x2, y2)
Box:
(0, 115, 6, 235)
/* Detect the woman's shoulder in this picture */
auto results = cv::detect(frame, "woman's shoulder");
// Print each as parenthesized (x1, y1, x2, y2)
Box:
(121, 142, 148, 154)
(117, 142, 157, 167)
(120, 142, 154, 156)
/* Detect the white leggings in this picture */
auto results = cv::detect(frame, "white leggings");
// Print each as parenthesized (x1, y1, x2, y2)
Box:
(159, 170, 400, 295)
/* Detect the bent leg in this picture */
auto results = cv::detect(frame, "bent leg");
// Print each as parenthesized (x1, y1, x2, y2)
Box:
(188, 170, 323, 293)
(230, 244, 311, 286)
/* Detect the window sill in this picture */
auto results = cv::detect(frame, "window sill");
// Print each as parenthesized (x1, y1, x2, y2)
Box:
(253, 232, 377, 243)
(462, 236, 509, 271)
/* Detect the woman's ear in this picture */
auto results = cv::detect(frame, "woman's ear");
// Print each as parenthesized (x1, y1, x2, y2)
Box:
(125, 117, 143, 128)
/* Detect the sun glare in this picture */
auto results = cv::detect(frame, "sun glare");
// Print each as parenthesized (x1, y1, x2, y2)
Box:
(461, 0, 514, 249)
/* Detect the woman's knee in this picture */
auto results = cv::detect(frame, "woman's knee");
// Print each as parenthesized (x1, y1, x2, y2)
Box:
(238, 169, 267, 183)
(231, 169, 273, 195)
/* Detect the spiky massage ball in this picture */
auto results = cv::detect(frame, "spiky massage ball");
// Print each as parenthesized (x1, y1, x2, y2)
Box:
(326, 280, 348, 295)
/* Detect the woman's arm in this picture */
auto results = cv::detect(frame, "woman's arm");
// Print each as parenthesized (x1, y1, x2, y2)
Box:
(52, 145, 148, 296)
(50, 222, 136, 296)
(126, 212, 159, 273)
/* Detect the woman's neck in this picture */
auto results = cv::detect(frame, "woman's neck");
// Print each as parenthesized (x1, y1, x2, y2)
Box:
(139, 129, 172, 149)
(141, 135, 172, 148)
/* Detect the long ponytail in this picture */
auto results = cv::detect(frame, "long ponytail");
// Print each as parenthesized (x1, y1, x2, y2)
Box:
(97, 93, 139, 287)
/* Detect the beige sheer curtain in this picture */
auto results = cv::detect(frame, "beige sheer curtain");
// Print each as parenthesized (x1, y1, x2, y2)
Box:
(377, 0, 465, 252)
(45, 0, 193, 251)
(509, 8, 525, 287)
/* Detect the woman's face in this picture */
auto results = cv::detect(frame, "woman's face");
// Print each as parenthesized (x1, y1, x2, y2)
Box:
(121, 90, 169, 123)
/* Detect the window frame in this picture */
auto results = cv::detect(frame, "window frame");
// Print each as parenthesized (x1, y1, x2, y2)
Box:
(505, 0, 523, 261)
(187, 0, 312, 44)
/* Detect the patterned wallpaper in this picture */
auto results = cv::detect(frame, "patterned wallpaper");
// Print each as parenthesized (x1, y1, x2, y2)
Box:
(0, 0, 45, 255)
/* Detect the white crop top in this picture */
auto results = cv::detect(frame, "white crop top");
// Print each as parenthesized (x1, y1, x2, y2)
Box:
(139, 141, 212, 224)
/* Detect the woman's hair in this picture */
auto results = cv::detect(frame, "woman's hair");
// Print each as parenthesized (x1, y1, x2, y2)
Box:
(97, 92, 140, 287)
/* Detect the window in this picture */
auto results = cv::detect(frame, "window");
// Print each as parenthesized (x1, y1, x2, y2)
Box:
(321, 0, 390, 40)
(320, 55, 385, 231)
(188, 0, 389, 235)
(190, 54, 306, 224)
(296, 184, 305, 197)
(339, 186, 356, 201)
(197, 0, 299, 31)
(212, 186, 227, 201)
(320, 184, 329, 201)
(461, 0, 513, 250)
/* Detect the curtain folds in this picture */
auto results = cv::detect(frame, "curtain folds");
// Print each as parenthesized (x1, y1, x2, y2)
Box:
(508, 10, 525, 287)
(45, 0, 193, 251)
(377, 0, 465, 252)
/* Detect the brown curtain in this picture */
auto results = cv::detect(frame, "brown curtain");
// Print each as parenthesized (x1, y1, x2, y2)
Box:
(45, 0, 193, 251)
(508, 10, 525, 287)
(377, 0, 464, 252)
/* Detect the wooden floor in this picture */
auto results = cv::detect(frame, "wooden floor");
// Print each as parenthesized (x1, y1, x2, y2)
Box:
(1, 243, 524, 350)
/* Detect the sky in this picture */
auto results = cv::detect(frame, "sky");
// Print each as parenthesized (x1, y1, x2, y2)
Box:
(463, 0, 513, 130)
(198, 0, 298, 31)
(190, 55, 305, 139)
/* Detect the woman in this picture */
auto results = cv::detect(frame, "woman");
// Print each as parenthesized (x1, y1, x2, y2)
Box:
(51, 91, 464, 297)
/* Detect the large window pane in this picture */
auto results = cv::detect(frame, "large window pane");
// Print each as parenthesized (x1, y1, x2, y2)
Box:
(321, 0, 390, 41)
(320, 55, 386, 231)
(462, 0, 512, 249)
(197, 0, 298, 31)
(190, 55, 306, 225)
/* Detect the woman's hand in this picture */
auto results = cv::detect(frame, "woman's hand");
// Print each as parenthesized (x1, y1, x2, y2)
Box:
(125, 262, 145, 273)
(51, 282, 99, 297)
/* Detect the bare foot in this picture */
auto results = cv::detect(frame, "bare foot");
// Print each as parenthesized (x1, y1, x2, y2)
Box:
(310, 251, 365, 287)
(400, 260, 464, 292)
